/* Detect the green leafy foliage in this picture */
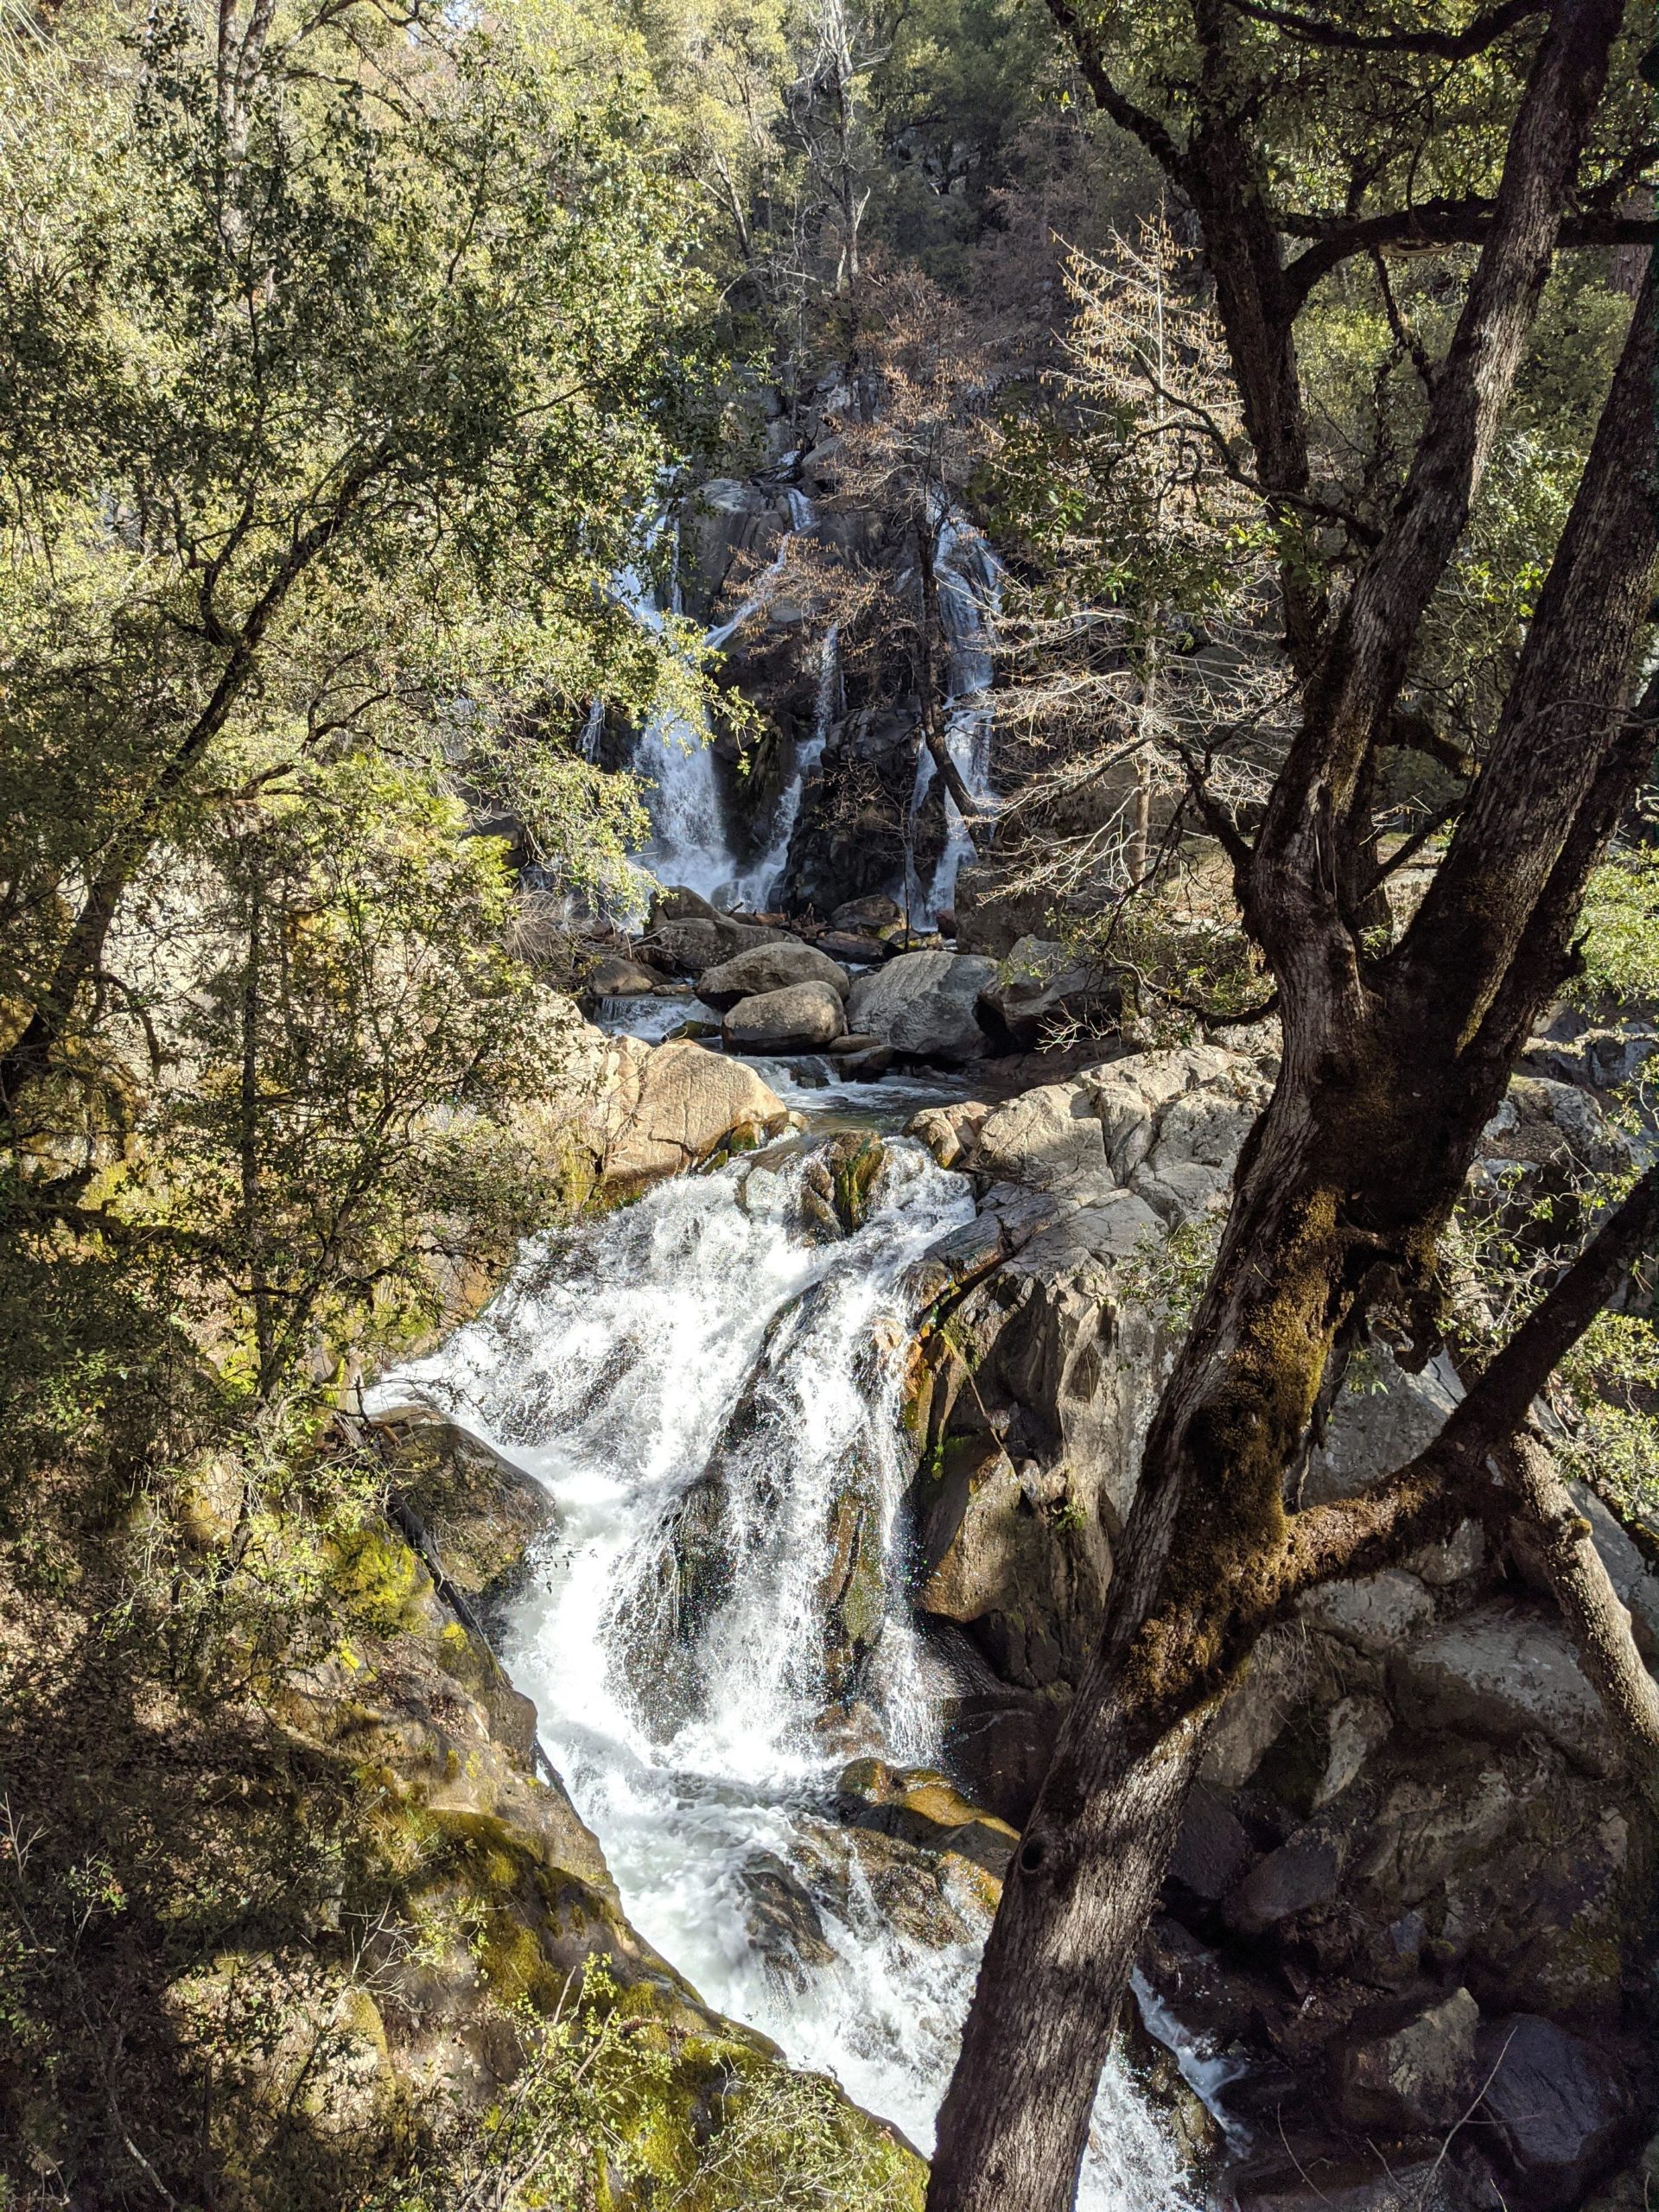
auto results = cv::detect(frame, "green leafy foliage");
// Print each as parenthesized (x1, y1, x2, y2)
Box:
(1570, 848, 1659, 1014)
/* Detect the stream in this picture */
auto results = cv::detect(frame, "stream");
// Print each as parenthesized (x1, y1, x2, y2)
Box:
(373, 486, 1199, 2207)
(376, 1060, 1199, 2211)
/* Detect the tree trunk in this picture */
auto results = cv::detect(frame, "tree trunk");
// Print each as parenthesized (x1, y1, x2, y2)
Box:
(930, 1707, 1203, 2211)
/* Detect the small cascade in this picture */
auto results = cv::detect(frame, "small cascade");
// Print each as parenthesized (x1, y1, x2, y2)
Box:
(741, 620, 841, 910)
(376, 1136, 1199, 2211)
(619, 495, 817, 909)
(906, 512, 1003, 927)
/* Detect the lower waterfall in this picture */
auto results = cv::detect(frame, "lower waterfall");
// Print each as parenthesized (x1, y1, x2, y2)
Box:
(378, 1132, 1197, 2212)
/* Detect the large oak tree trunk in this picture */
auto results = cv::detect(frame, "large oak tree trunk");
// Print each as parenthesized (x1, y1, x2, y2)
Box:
(927, 3, 1644, 2203)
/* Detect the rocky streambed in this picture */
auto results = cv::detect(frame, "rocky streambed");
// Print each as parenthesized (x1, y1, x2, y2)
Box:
(369, 921, 1659, 2212)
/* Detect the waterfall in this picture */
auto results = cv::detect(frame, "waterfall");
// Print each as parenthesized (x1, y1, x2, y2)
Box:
(376, 1135, 1198, 2211)
(738, 620, 842, 912)
(620, 499, 817, 910)
(906, 512, 1002, 928)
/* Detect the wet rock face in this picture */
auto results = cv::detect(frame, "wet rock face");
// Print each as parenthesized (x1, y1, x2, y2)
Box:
(834, 1758, 1019, 1881)
(781, 707, 945, 916)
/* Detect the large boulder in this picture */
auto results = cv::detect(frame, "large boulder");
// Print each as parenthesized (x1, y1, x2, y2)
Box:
(697, 939, 851, 1009)
(848, 950, 999, 1063)
(639, 899, 779, 978)
(721, 982, 846, 1052)
(372, 1410, 553, 1608)
(1390, 1602, 1618, 1777)
(573, 1033, 789, 1189)
(976, 937, 1121, 1050)
(1333, 1987, 1481, 2133)
(1478, 2016, 1631, 2209)
(831, 894, 902, 931)
(584, 953, 665, 996)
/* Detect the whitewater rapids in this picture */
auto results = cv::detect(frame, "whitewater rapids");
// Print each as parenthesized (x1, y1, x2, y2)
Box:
(377, 1137, 1198, 2211)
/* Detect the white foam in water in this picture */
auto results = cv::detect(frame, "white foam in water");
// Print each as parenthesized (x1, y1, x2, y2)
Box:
(905, 512, 1003, 929)
(374, 1140, 1198, 2210)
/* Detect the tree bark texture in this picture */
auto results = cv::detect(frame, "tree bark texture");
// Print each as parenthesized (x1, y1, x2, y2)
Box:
(927, 7, 1645, 2207)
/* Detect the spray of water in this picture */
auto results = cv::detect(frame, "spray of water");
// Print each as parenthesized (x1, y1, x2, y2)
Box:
(375, 1136, 1198, 2209)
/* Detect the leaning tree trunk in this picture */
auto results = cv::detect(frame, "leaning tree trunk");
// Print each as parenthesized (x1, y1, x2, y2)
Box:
(927, 1067, 1371, 2211)
(924, 5, 1638, 2198)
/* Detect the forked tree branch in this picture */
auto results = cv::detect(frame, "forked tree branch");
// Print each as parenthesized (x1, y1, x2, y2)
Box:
(1222, 0, 1546, 58)
(1278, 1160, 1659, 1574)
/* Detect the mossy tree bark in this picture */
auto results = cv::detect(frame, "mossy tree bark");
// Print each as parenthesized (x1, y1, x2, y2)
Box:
(928, 3, 1656, 2204)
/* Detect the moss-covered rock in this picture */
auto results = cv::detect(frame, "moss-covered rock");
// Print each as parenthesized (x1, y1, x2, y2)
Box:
(373, 1408, 554, 1609)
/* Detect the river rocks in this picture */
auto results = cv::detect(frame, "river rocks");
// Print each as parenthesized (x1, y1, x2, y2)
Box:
(639, 893, 780, 977)
(817, 929, 884, 965)
(1478, 2016, 1633, 2209)
(801, 1131, 886, 1236)
(1234, 2158, 1484, 2210)
(721, 980, 847, 1051)
(735, 1850, 837, 1987)
(1334, 1987, 1480, 2133)
(584, 952, 665, 995)
(1224, 1827, 1344, 1935)
(696, 938, 851, 1008)
(976, 936, 1122, 1049)
(1390, 1602, 1617, 1776)
(906, 1100, 989, 1168)
(835, 1758, 1019, 1880)
(820, 1482, 887, 1694)
(848, 950, 999, 1062)
(577, 1033, 790, 1189)
(832, 893, 902, 931)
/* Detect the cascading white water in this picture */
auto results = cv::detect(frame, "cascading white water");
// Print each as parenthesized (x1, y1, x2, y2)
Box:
(620, 497, 818, 911)
(906, 513, 1002, 928)
(375, 1135, 1198, 2210)
(739, 620, 841, 910)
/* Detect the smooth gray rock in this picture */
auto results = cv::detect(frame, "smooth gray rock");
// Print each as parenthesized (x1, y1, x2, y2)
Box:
(974, 1082, 1113, 1192)
(721, 982, 846, 1052)
(1298, 1570, 1436, 1653)
(1391, 1602, 1616, 1775)
(848, 950, 999, 1063)
(1224, 1829, 1343, 1935)
(697, 939, 850, 1009)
